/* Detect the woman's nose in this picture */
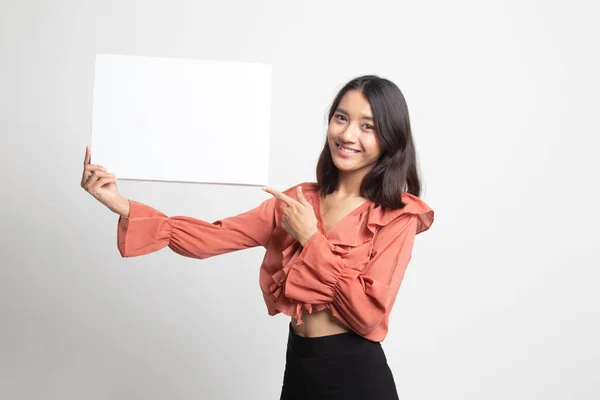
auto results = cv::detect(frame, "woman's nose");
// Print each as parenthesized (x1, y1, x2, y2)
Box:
(341, 124, 359, 142)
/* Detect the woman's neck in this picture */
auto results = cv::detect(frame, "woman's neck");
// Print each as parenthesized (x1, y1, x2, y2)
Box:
(334, 170, 369, 199)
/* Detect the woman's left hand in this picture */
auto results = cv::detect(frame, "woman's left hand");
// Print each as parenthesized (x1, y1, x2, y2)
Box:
(261, 186, 319, 246)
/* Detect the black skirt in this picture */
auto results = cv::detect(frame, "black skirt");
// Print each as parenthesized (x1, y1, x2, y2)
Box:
(279, 322, 400, 400)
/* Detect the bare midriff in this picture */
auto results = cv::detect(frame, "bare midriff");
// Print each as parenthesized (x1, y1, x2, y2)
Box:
(290, 309, 350, 337)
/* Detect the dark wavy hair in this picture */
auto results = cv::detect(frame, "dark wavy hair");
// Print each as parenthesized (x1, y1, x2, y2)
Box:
(316, 75, 422, 209)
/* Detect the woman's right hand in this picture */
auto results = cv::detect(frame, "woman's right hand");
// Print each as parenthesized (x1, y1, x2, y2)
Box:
(81, 146, 130, 217)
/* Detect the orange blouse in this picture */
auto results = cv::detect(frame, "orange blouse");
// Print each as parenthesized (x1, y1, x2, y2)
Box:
(117, 182, 434, 342)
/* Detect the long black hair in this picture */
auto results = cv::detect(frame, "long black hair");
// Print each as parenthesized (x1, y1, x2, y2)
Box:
(316, 75, 421, 209)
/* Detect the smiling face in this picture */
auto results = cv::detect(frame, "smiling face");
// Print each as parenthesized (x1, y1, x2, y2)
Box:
(327, 89, 382, 176)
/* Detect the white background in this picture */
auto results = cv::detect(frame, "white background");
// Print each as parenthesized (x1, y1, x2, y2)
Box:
(1, 0, 599, 399)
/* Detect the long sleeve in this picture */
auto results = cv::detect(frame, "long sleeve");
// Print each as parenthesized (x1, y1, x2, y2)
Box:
(283, 214, 419, 336)
(117, 197, 276, 259)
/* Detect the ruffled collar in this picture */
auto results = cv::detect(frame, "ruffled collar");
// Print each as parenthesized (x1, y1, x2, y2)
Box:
(298, 182, 434, 247)
(366, 192, 434, 235)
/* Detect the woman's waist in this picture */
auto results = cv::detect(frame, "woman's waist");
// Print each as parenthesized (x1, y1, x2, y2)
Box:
(286, 317, 380, 358)
(291, 309, 349, 338)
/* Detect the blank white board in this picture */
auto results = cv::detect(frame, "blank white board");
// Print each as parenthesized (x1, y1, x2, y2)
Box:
(90, 53, 272, 186)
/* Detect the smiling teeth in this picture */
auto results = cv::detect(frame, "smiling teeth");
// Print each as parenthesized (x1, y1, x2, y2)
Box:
(337, 144, 358, 153)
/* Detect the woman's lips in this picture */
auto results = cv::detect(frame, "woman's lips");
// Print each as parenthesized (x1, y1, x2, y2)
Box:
(336, 143, 360, 157)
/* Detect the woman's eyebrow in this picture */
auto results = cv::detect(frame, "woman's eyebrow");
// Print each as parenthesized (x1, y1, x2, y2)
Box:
(335, 107, 373, 121)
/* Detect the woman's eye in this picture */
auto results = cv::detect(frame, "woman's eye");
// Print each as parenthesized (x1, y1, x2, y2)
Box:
(335, 114, 347, 122)
(364, 124, 374, 130)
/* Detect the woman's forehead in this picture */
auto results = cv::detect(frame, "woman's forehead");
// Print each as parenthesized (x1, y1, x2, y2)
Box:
(337, 90, 373, 118)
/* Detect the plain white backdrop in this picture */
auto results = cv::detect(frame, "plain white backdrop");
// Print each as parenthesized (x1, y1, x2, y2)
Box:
(1, 0, 599, 399)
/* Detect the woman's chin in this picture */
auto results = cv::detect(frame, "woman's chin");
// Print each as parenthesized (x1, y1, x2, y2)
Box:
(333, 158, 377, 175)
(332, 160, 358, 172)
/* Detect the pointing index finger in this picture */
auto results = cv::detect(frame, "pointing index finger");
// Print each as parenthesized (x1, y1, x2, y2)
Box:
(261, 186, 297, 207)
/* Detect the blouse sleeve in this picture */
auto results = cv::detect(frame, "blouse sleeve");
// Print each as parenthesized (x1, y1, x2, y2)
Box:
(117, 197, 276, 259)
(283, 214, 420, 336)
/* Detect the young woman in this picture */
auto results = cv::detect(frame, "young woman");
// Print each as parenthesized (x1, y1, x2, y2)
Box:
(81, 75, 434, 399)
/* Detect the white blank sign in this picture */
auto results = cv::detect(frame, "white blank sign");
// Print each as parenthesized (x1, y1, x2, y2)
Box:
(90, 53, 272, 186)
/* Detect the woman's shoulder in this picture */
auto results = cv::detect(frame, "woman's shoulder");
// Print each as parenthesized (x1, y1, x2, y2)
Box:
(266, 182, 320, 211)
(278, 182, 320, 199)
(282, 181, 319, 193)
(369, 192, 435, 234)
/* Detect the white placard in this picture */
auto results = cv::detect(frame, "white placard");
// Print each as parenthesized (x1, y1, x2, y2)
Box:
(90, 53, 272, 186)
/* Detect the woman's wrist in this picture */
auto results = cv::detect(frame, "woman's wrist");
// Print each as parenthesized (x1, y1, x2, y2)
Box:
(299, 229, 319, 247)
(113, 195, 130, 218)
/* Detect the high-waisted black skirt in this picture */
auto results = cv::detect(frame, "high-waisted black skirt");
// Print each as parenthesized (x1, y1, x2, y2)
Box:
(279, 322, 400, 399)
